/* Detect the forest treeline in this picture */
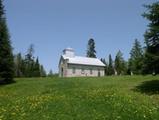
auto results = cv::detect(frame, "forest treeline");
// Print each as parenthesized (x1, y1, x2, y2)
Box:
(14, 44, 47, 78)
(100, 39, 144, 76)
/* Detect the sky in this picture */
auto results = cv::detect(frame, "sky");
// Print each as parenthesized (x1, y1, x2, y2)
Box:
(4, 0, 157, 73)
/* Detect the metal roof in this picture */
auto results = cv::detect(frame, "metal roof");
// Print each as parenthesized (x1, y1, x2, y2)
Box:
(62, 55, 105, 67)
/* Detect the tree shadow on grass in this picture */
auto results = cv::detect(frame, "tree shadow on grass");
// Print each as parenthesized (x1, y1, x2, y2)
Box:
(134, 80, 159, 95)
(0, 80, 16, 86)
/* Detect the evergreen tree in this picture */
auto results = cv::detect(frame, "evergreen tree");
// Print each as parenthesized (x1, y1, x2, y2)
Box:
(20, 57, 26, 77)
(0, 0, 14, 83)
(14, 52, 46, 78)
(114, 50, 126, 75)
(13, 45, 46, 78)
(40, 65, 46, 77)
(24, 44, 35, 77)
(86, 38, 96, 58)
(108, 54, 114, 75)
(129, 39, 143, 74)
(33, 57, 40, 77)
(142, 2, 159, 74)
(101, 58, 106, 64)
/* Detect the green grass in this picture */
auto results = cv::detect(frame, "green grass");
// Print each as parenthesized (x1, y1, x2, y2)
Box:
(1, 76, 159, 120)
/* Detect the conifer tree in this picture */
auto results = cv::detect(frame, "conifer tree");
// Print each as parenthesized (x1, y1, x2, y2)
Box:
(86, 38, 97, 58)
(108, 54, 114, 75)
(24, 44, 35, 77)
(114, 50, 126, 75)
(33, 57, 40, 77)
(129, 39, 143, 74)
(0, 0, 14, 83)
(14, 52, 46, 78)
(142, 2, 159, 74)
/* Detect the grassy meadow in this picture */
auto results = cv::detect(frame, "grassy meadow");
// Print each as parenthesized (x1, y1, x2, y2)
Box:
(0, 76, 159, 120)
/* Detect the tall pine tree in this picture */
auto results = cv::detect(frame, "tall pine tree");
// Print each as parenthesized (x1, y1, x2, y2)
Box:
(129, 39, 143, 74)
(86, 38, 96, 58)
(114, 50, 126, 75)
(0, 0, 14, 83)
(24, 44, 35, 77)
(108, 54, 114, 75)
(142, 2, 159, 74)
(33, 57, 40, 77)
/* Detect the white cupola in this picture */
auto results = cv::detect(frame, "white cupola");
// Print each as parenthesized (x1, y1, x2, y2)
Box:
(63, 47, 75, 58)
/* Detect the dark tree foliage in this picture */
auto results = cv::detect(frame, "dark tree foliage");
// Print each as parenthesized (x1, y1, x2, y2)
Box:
(129, 39, 143, 74)
(86, 38, 96, 58)
(0, 0, 14, 83)
(108, 54, 114, 75)
(0, 0, 4, 19)
(24, 44, 35, 77)
(142, 2, 159, 74)
(14, 45, 46, 78)
(33, 57, 41, 77)
(114, 50, 127, 75)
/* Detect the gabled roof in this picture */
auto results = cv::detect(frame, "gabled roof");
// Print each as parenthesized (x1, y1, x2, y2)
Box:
(62, 55, 105, 67)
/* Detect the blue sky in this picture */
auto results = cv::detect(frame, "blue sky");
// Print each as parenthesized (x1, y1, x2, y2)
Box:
(4, 0, 157, 73)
